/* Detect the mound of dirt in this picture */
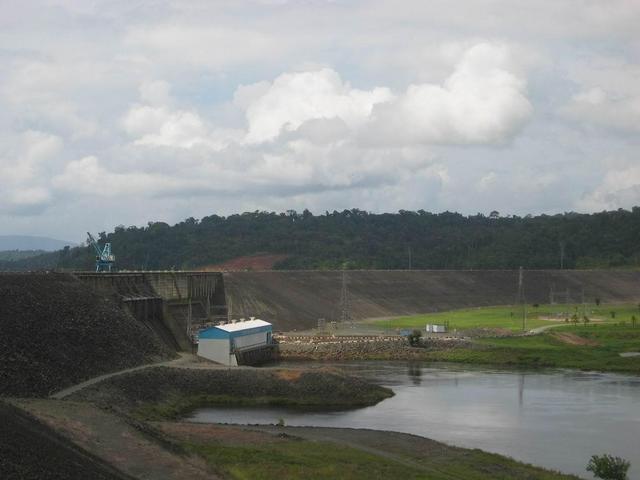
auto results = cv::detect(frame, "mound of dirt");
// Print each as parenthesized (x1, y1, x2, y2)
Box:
(69, 366, 393, 414)
(0, 401, 129, 480)
(0, 273, 175, 397)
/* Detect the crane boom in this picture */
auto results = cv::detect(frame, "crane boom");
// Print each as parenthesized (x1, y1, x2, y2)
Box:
(86, 232, 102, 257)
(87, 232, 115, 272)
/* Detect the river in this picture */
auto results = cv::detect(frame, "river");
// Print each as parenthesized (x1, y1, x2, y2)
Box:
(189, 362, 640, 479)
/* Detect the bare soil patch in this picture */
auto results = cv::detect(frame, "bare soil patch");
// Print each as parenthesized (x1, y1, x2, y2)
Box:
(203, 253, 290, 271)
(552, 332, 600, 346)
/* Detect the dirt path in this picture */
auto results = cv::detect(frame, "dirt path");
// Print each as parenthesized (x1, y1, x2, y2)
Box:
(552, 332, 599, 346)
(528, 323, 566, 334)
(13, 399, 219, 480)
(50, 353, 197, 399)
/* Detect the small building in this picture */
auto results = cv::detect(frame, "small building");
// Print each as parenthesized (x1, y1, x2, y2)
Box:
(426, 324, 447, 333)
(197, 318, 273, 366)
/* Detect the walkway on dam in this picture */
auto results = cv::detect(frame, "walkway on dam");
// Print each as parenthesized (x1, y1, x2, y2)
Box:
(50, 352, 198, 399)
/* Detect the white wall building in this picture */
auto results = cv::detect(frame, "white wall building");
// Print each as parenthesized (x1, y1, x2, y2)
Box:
(426, 324, 447, 333)
(197, 318, 273, 366)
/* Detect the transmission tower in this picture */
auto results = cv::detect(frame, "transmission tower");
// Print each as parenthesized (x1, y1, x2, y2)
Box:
(339, 270, 352, 324)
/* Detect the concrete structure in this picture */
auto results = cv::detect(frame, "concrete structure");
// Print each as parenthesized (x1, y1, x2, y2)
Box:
(75, 271, 227, 350)
(197, 318, 273, 366)
(426, 324, 447, 333)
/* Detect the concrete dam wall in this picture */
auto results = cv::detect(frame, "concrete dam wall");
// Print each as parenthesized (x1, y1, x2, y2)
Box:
(76, 271, 227, 350)
(224, 270, 640, 331)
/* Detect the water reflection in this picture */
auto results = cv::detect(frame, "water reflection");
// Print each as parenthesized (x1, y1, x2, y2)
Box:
(518, 373, 524, 407)
(407, 362, 422, 385)
(190, 362, 640, 479)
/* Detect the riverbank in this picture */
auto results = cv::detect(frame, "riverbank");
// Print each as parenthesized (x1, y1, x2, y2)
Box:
(67, 366, 394, 420)
(9, 397, 582, 480)
(169, 423, 582, 480)
(278, 324, 640, 374)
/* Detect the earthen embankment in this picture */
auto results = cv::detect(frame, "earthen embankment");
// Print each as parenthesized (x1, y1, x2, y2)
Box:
(224, 269, 640, 330)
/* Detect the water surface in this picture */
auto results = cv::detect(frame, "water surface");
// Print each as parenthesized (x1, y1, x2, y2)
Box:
(189, 362, 640, 479)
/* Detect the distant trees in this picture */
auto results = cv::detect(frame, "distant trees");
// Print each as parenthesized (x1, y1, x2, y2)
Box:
(2, 207, 640, 271)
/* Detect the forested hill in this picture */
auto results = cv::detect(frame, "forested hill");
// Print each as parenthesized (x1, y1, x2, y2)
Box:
(2, 208, 640, 271)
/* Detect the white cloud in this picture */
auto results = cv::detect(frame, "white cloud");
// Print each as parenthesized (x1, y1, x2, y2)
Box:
(561, 58, 640, 132)
(0, 130, 62, 214)
(367, 43, 532, 145)
(578, 163, 640, 212)
(243, 68, 394, 144)
(0, 0, 639, 238)
(51, 155, 204, 197)
(241, 43, 532, 146)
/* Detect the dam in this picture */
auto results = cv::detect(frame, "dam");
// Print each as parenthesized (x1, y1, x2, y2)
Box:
(75, 271, 228, 350)
(75, 269, 640, 339)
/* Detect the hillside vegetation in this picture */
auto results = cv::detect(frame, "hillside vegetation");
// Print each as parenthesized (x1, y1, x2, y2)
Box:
(1, 208, 640, 271)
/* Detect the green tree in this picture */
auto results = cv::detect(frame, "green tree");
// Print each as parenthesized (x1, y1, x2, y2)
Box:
(586, 454, 630, 480)
(408, 329, 423, 346)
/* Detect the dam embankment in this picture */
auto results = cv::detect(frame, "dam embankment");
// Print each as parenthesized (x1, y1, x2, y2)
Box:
(0, 273, 175, 397)
(224, 270, 640, 331)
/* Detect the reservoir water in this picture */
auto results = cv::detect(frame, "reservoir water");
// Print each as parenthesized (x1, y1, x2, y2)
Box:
(189, 362, 640, 479)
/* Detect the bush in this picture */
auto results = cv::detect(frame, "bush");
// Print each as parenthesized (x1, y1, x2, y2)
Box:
(586, 454, 630, 480)
(408, 329, 423, 346)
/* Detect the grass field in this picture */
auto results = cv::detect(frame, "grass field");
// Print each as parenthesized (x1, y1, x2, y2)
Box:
(420, 323, 640, 374)
(371, 303, 640, 332)
(185, 433, 579, 480)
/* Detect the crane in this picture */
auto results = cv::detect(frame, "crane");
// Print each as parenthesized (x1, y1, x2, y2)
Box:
(87, 232, 115, 272)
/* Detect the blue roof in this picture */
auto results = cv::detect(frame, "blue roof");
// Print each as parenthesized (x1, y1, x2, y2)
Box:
(199, 323, 272, 340)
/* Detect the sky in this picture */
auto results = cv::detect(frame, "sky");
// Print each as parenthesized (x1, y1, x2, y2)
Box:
(1, 0, 639, 241)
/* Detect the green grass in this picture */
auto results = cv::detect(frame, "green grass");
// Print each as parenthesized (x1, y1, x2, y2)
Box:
(371, 303, 640, 332)
(186, 439, 577, 480)
(188, 441, 427, 480)
(134, 390, 394, 421)
(420, 323, 640, 374)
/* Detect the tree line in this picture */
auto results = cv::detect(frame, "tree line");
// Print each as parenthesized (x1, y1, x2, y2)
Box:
(2, 207, 639, 271)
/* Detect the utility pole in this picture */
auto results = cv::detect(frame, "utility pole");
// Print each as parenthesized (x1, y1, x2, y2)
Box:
(408, 246, 412, 270)
(339, 269, 352, 324)
(517, 266, 527, 331)
(559, 241, 565, 270)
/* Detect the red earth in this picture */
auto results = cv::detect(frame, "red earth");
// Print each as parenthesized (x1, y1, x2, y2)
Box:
(202, 253, 289, 271)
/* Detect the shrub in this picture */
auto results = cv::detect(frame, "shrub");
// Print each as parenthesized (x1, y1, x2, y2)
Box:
(586, 454, 630, 480)
(408, 329, 423, 346)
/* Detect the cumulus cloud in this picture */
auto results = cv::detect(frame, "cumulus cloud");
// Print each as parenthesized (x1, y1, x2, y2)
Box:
(243, 68, 395, 143)
(239, 43, 532, 147)
(578, 163, 640, 211)
(0, 131, 61, 214)
(561, 59, 640, 132)
(563, 86, 640, 133)
(123, 105, 218, 149)
(366, 43, 532, 145)
(51, 156, 206, 197)
(1, 0, 638, 238)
